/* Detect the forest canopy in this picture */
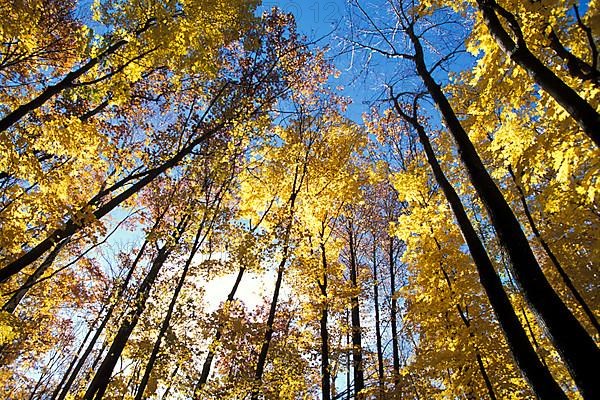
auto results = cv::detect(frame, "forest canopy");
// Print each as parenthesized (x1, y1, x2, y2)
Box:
(0, 0, 598, 399)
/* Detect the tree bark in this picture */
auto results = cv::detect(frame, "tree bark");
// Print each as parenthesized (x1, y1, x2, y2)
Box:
(508, 165, 600, 335)
(389, 237, 401, 389)
(475, 0, 599, 146)
(2, 239, 68, 313)
(347, 223, 365, 398)
(83, 217, 188, 400)
(372, 241, 384, 396)
(392, 96, 567, 399)
(405, 20, 600, 398)
(133, 225, 204, 400)
(318, 240, 332, 400)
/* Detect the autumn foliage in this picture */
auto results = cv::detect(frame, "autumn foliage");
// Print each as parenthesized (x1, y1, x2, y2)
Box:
(0, 0, 598, 399)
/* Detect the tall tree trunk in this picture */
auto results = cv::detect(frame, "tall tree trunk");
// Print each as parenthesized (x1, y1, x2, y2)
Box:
(405, 21, 600, 398)
(392, 97, 567, 399)
(436, 251, 497, 400)
(0, 122, 222, 283)
(0, 18, 158, 134)
(372, 241, 384, 396)
(194, 265, 246, 394)
(55, 235, 152, 400)
(318, 240, 332, 400)
(251, 259, 286, 400)
(347, 223, 365, 398)
(507, 165, 600, 335)
(345, 309, 351, 400)
(51, 303, 106, 400)
(389, 237, 401, 389)
(83, 217, 188, 400)
(134, 224, 205, 400)
(3, 239, 68, 313)
(251, 163, 304, 400)
(474, 0, 599, 146)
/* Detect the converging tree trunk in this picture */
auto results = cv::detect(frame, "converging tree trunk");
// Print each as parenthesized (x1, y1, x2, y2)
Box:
(83, 216, 189, 400)
(403, 18, 599, 397)
(474, 0, 599, 146)
(347, 221, 365, 398)
(392, 96, 567, 399)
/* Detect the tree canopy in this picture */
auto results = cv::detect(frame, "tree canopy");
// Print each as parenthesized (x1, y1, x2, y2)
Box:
(0, 0, 598, 399)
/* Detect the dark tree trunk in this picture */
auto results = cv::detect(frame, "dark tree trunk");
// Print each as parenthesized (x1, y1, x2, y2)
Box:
(194, 265, 246, 395)
(347, 224, 365, 398)
(251, 261, 286, 400)
(51, 303, 106, 400)
(405, 21, 600, 398)
(508, 165, 600, 335)
(3, 239, 67, 313)
(251, 163, 304, 400)
(0, 39, 127, 134)
(389, 237, 401, 388)
(134, 224, 206, 400)
(318, 240, 332, 400)
(55, 233, 153, 400)
(372, 241, 385, 395)
(475, 0, 599, 146)
(83, 217, 187, 400)
(392, 97, 567, 399)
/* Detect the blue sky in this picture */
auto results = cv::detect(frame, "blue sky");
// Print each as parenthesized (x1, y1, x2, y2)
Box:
(260, 0, 391, 124)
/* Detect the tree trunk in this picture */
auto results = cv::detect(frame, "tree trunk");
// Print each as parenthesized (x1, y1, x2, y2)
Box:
(134, 229, 203, 400)
(475, 0, 599, 146)
(508, 165, 600, 335)
(3, 239, 68, 313)
(83, 217, 187, 400)
(406, 21, 600, 398)
(392, 97, 567, 399)
(319, 240, 332, 400)
(389, 237, 401, 389)
(51, 303, 106, 400)
(372, 241, 385, 396)
(251, 164, 304, 400)
(347, 223, 365, 398)
(194, 264, 246, 395)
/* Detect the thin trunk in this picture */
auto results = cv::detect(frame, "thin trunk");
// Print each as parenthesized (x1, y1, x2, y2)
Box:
(161, 364, 180, 400)
(55, 236, 151, 400)
(3, 239, 67, 313)
(392, 97, 567, 399)
(372, 241, 384, 396)
(347, 224, 365, 398)
(0, 122, 221, 283)
(51, 304, 106, 400)
(475, 0, 599, 146)
(194, 266, 246, 395)
(345, 309, 351, 400)
(437, 255, 497, 400)
(319, 241, 332, 400)
(406, 21, 600, 398)
(389, 237, 401, 388)
(83, 217, 188, 400)
(135, 223, 206, 400)
(251, 253, 288, 400)
(508, 165, 600, 335)
(251, 163, 304, 400)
